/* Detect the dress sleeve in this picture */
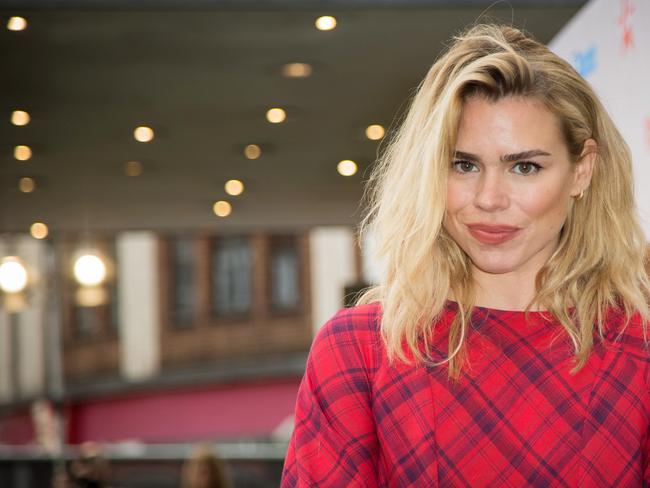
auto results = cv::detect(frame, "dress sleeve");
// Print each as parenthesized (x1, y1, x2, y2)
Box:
(641, 352, 650, 488)
(644, 408, 650, 486)
(281, 309, 380, 487)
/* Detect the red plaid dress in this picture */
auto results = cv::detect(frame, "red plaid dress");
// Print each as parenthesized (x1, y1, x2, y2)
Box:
(282, 301, 650, 487)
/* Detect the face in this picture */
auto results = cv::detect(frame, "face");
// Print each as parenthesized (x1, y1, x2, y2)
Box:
(444, 96, 593, 278)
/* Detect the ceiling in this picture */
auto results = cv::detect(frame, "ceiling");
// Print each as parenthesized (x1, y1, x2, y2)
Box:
(0, 1, 585, 234)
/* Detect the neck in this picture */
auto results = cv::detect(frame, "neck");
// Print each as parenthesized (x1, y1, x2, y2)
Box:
(471, 265, 542, 311)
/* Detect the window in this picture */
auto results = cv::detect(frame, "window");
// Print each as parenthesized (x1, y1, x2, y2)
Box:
(73, 305, 104, 340)
(269, 236, 301, 313)
(169, 237, 195, 327)
(211, 236, 252, 317)
(60, 236, 121, 382)
(65, 236, 119, 342)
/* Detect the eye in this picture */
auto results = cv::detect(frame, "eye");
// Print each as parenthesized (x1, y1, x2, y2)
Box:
(452, 160, 479, 173)
(512, 161, 541, 175)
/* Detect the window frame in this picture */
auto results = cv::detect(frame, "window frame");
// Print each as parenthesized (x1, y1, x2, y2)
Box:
(61, 236, 119, 345)
(208, 234, 254, 322)
(266, 234, 304, 317)
(165, 235, 200, 329)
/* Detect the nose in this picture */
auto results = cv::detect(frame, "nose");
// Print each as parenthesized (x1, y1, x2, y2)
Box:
(473, 171, 510, 211)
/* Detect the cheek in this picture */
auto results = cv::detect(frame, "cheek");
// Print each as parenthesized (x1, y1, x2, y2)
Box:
(518, 185, 571, 227)
(446, 180, 471, 214)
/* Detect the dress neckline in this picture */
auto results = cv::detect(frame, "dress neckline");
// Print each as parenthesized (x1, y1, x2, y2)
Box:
(443, 300, 559, 334)
(444, 299, 551, 316)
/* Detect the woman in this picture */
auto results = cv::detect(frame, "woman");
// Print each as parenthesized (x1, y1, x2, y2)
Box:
(282, 24, 650, 487)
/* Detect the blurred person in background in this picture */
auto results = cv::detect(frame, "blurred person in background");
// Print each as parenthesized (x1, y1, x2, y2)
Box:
(282, 23, 650, 487)
(52, 442, 114, 488)
(67, 442, 113, 488)
(181, 443, 232, 488)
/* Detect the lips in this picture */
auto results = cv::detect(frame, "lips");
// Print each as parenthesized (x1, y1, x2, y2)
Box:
(467, 223, 521, 245)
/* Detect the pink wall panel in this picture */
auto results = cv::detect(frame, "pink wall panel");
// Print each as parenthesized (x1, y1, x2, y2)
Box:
(0, 410, 34, 444)
(68, 379, 300, 443)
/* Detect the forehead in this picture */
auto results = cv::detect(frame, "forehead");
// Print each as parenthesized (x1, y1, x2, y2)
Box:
(456, 96, 566, 156)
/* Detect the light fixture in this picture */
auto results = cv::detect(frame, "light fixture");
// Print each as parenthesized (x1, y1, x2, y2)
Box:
(11, 110, 30, 126)
(266, 108, 286, 124)
(244, 144, 262, 160)
(225, 179, 244, 196)
(0, 257, 28, 293)
(18, 177, 35, 193)
(315, 16, 337, 31)
(213, 201, 232, 217)
(75, 286, 108, 307)
(14, 145, 32, 161)
(73, 254, 107, 287)
(30, 222, 48, 239)
(281, 63, 313, 78)
(365, 124, 385, 141)
(133, 126, 154, 142)
(7, 16, 27, 32)
(337, 159, 358, 176)
(124, 161, 143, 177)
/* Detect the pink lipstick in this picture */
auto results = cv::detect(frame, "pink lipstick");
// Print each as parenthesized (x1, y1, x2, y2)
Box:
(467, 224, 521, 245)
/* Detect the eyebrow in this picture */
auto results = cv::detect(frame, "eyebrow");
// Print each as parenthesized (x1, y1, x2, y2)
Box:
(454, 149, 552, 162)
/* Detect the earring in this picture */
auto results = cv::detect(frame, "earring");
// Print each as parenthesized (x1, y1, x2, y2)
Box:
(575, 190, 584, 200)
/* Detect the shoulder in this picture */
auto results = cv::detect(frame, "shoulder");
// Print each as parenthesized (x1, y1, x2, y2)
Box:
(309, 302, 384, 372)
(602, 308, 650, 361)
(603, 308, 647, 337)
(317, 302, 382, 341)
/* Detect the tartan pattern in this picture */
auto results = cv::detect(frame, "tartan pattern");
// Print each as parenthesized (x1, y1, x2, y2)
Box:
(282, 302, 650, 487)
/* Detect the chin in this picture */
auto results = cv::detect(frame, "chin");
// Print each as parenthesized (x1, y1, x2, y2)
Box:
(467, 254, 520, 275)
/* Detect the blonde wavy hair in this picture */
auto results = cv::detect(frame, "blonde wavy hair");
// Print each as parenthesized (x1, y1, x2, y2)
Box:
(358, 24, 650, 377)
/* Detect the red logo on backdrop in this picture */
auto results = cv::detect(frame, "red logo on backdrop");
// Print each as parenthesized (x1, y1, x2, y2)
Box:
(618, 0, 635, 52)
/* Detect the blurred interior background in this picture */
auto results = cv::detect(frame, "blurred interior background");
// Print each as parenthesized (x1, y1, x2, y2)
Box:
(4, 0, 648, 486)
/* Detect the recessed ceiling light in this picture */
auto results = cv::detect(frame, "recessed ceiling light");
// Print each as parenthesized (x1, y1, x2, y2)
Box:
(281, 63, 313, 78)
(134, 126, 154, 142)
(337, 159, 358, 176)
(266, 108, 286, 124)
(315, 16, 337, 31)
(30, 222, 48, 239)
(7, 17, 27, 32)
(18, 177, 35, 193)
(14, 145, 32, 161)
(225, 179, 244, 196)
(244, 144, 262, 160)
(213, 200, 232, 217)
(365, 124, 385, 141)
(124, 161, 143, 177)
(11, 110, 30, 126)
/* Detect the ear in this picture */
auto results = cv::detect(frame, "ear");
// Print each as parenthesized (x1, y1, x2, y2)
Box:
(571, 138, 596, 197)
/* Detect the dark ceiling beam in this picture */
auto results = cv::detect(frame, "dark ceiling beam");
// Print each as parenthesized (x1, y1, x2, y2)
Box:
(0, 0, 587, 11)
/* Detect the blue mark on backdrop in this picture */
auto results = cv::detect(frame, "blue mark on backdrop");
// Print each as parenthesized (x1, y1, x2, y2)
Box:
(573, 45, 597, 77)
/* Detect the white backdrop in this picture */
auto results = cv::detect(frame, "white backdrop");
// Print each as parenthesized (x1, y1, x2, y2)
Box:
(550, 0, 650, 234)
